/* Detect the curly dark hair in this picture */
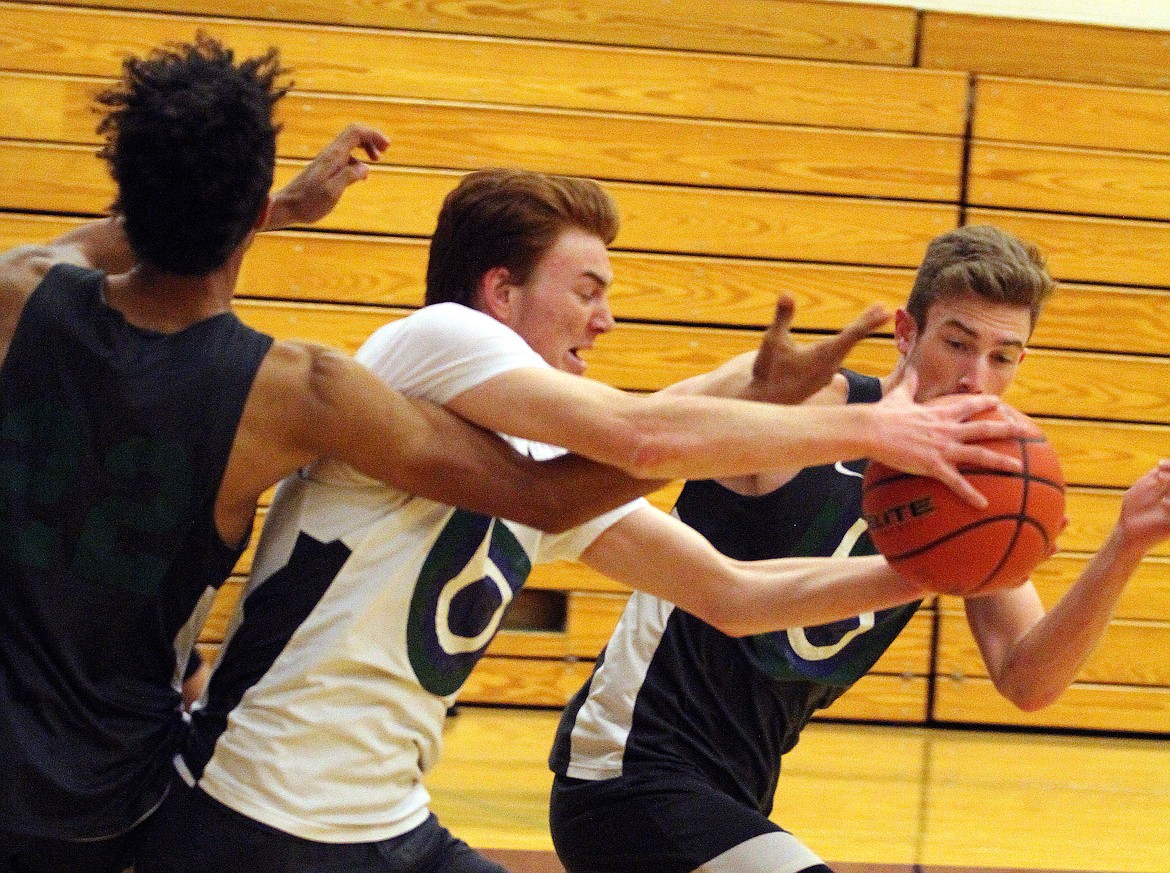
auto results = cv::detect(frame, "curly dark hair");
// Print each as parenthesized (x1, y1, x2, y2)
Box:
(96, 33, 288, 276)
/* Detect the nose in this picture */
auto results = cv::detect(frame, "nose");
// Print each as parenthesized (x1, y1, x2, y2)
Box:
(958, 360, 990, 393)
(591, 298, 615, 334)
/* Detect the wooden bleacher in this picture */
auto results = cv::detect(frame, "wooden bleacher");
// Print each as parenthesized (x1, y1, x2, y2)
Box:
(3, 0, 1169, 734)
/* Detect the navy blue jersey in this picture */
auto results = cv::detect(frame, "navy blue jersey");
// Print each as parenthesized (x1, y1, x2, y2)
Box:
(0, 264, 272, 839)
(551, 370, 923, 813)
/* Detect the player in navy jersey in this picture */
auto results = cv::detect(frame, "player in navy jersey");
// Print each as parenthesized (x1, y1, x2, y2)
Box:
(549, 225, 1170, 873)
(0, 37, 677, 873)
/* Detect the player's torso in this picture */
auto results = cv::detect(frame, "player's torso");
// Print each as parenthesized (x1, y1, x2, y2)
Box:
(192, 457, 552, 841)
(0, 264, 271, 838)
(553, 372, 921, 812)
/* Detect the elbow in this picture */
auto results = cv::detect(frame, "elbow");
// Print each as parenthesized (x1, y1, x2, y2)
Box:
(614, 417, 682, 481)
(994, 677, 1061, 713)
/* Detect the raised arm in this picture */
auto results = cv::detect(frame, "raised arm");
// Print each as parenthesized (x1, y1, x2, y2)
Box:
(579, 505, 925, 637)
(661, 294, 890, 405)
(963, 459, 1170, 711)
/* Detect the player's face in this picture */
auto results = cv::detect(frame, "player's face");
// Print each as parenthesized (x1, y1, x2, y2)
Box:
(504, 228, 616, 375)
(895, 294, 1032, 401)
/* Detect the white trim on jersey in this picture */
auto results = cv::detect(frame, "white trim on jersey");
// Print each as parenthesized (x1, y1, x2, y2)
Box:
(564, 590, 675, 780)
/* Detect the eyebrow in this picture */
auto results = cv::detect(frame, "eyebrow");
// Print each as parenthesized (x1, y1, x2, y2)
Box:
(941, 317, 1026, 350)
(582, 269, 613, 288)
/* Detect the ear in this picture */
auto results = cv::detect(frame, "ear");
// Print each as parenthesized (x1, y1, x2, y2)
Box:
(893, 308, 917, 356)
(477, 266, 515, 321)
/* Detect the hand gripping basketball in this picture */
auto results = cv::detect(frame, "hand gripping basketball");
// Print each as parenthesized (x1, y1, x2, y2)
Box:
(861, 407, 1066, 597)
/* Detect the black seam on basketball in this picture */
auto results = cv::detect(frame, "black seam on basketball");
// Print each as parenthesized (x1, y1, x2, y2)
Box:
(973, 442, 1030, 590)
(880, 513, 1028, 561)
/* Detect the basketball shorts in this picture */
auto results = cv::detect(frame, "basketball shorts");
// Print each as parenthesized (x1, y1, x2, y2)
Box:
(550, 771, 828, 873)
(136, 780, 506, 873)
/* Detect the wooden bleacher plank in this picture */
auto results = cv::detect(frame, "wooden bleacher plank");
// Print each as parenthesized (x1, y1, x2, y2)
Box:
(933, 675, 1170, 733)
(1042, 418, 1170, 490)
(938, 611, 1170, 688)
(973, 75, 1170, 153)
(946, 553, 1170, 623)
(919, 12, 1170, 90)
(1031, 282, 1170, 357)
(870, 610, 933, 676)
(463, 656, 930, 719)
(1063, 487, 1168, 557)
(965, 207, 1170, 289)
(461, 656, 595, 707)
(0, 71, 964, 201)
(275, 95, 967, 202)
(0, 70, 102, 143)
(816, 673, 928, 724)
(0, 2, 964, 131)
(0, 140, 113, 215)
(968, 141, 1170, 221)
(5, 212, 1164, 359)
(565, 591, 628, 659)
(0, 139, 959, 264)
(199, 577, 243, 644)
(45, 0, 922, 65)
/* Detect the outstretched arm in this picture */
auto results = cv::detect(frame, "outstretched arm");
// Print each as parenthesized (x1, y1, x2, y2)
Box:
(228, 342, 663, 539)
(579, 505, 925, 637)
(964, 459, 1170, 711)
(450, 360, 1031, 509)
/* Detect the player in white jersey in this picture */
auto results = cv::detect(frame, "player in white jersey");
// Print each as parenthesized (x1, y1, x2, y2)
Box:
(139, 170, 1036, 873)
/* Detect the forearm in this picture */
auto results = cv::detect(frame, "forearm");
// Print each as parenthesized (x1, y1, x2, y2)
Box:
(711, 554, 924, 637)
(388, 398, 659, 534)
(984, 530, 1143, 710)
(582, 511, 925, 637)
(622, 394, 873, 480)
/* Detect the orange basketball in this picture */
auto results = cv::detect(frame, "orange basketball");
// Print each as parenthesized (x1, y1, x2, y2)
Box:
(861, 408, 1066, 597)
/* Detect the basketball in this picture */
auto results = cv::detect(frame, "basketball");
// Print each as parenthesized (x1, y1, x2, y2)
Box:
(861, 408, 1066, 597)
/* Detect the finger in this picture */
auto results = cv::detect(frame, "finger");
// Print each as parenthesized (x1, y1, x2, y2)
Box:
(812, 304, 891, 367)
(932, 465, 989, 509)
(955, 418, 1034, 443)
(356, 127, 390, 162)
(344, 156, 371, 183)
(930, 392, 999, 420)
(990, 400, 1044, 438)
(947, 443, 1023, 474)
(838, 304, 891, 344)
(766, 294, 796, 335)
(323, 124, 388, 168)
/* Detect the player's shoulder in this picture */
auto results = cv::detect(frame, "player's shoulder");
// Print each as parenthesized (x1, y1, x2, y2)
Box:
(255, 340, 359, 400)
(0, 244, 59, 297)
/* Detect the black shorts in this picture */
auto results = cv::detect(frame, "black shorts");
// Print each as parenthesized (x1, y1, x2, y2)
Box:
(550, 771, 826, 873)
(0, 829, 134, 873)
(136, 780, 505, 873)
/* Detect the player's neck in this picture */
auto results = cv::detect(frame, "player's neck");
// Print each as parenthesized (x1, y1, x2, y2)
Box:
(104, 262, 239, 334)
